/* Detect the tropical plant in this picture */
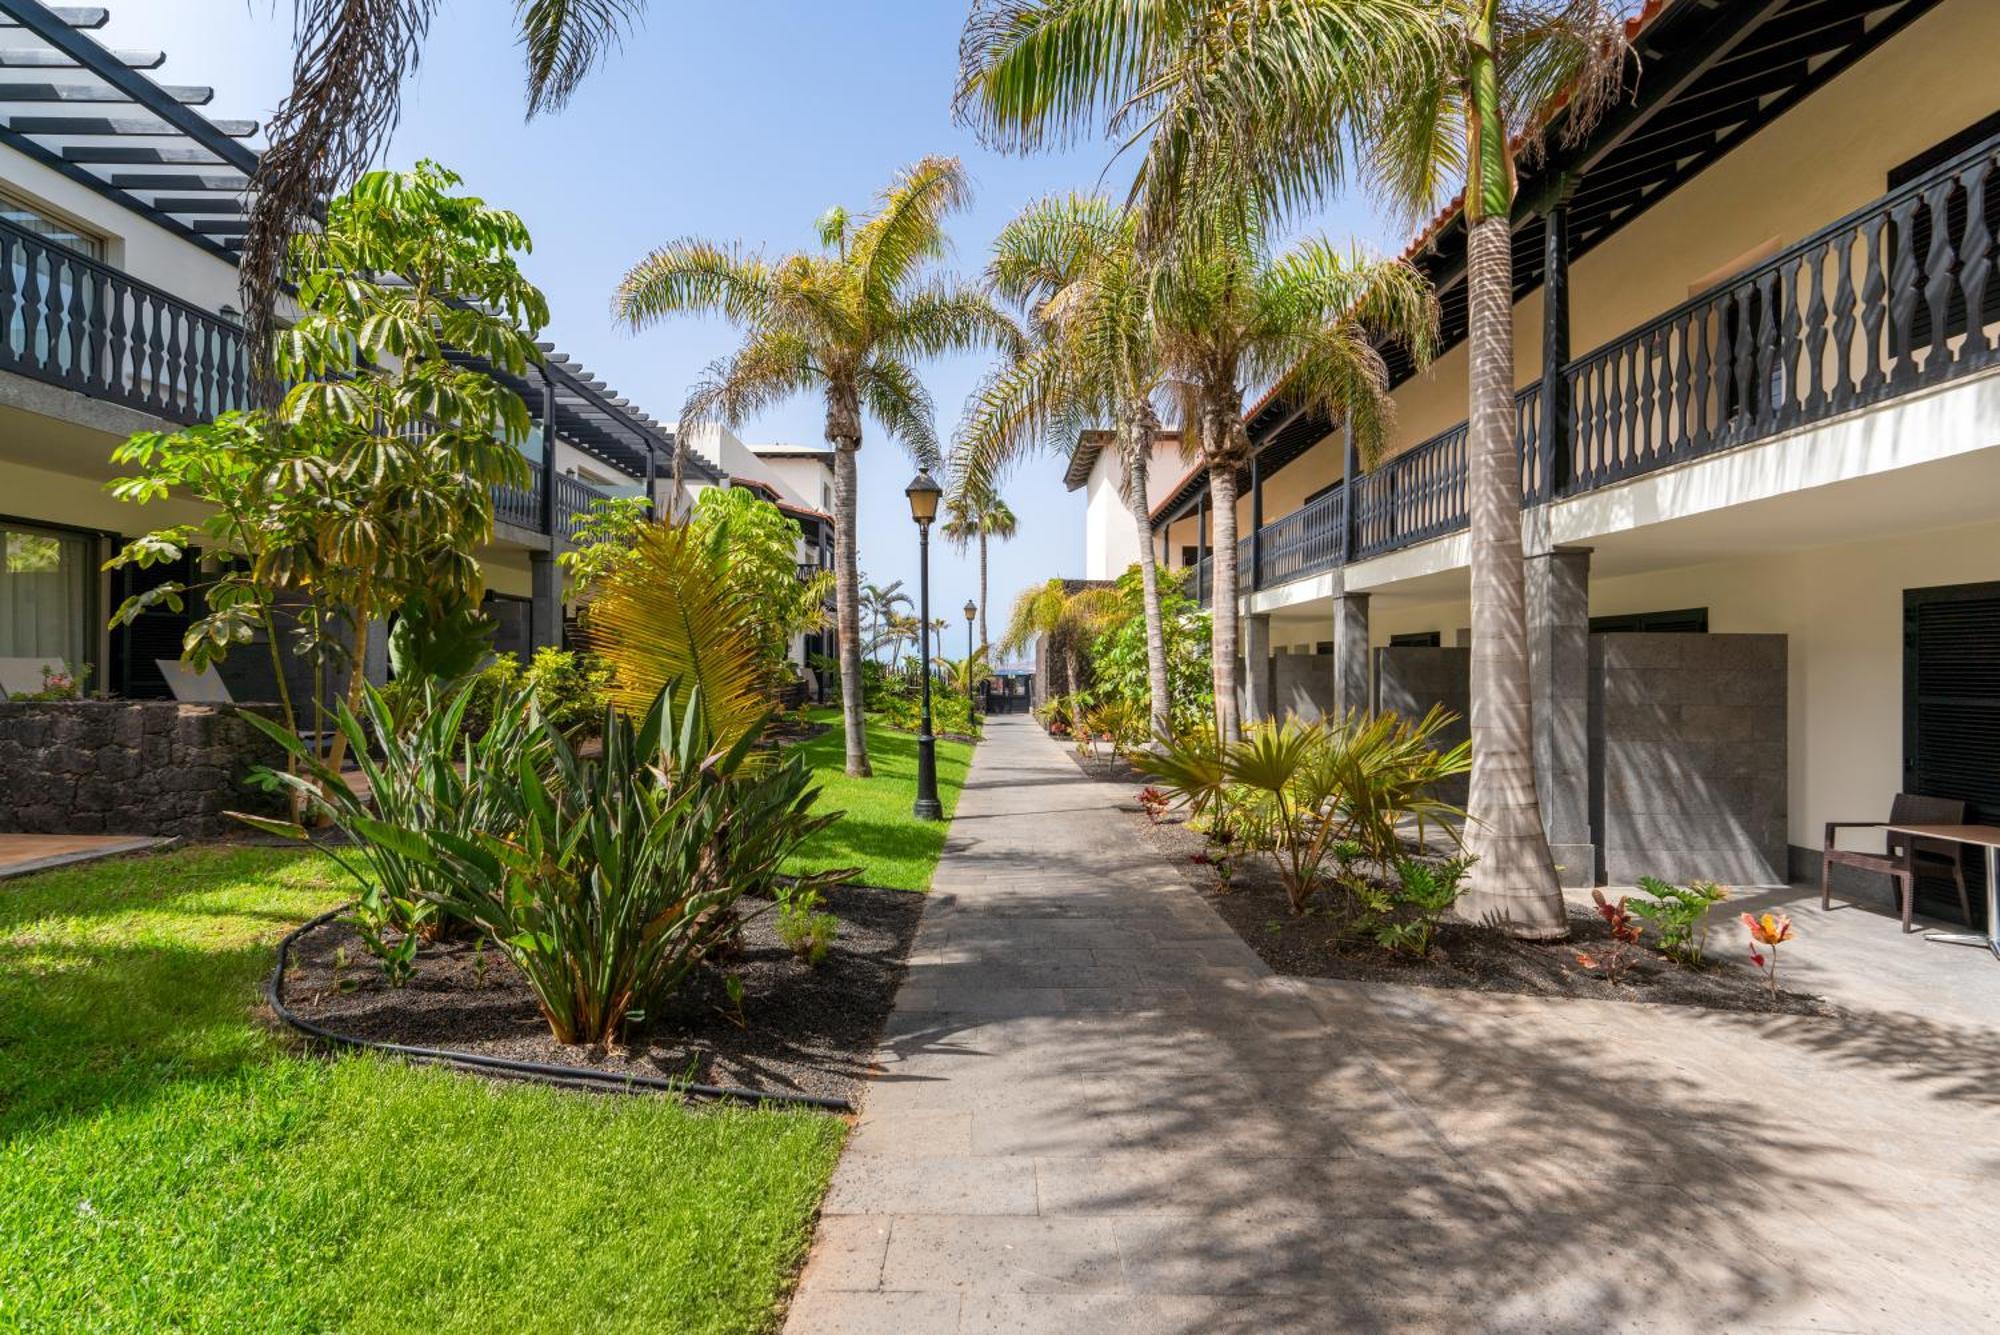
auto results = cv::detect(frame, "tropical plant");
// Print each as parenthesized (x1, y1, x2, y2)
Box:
(14, 660, 90, 702)
(1372, 854, 1475, 958)
(281, 161, 543, 771)
(1576, 888, 1645, 984)
(243, 0, 647, 387)
(1140, 719, 1234, 838)
(1001, 578, 1119, 703)
(941, 487, 1018, 655)
(406, 684, 848, 1044)
(578, 521, 772, 752)
(689, 487, 835, 688)
(1742, 911, 1796, 999)
(958, 0, 1631, 935)
(558, 496, 654, 597)
(860, 580, 915, 661)
(1632, 876, 1730, 967)
(233, 678, 549, 980)
(954, 193, 1177, 738)
(777, 894, 841, 968)
(1085, 563, 1212, 736)
(938, 648, 992, 700)
(613, 156, 1023, 778)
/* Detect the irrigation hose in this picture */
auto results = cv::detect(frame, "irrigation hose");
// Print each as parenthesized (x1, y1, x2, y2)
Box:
(265, 904, 854, 1113)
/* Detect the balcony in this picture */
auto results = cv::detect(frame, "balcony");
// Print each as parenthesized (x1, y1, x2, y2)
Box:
(493, 471, 614, 544)
(0, 215, 248, 423)
(1195, 125, 2000, 598)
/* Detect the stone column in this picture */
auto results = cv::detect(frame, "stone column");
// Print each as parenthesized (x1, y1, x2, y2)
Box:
(1242, 613, 1272, 724)
(1528, 546, 1594, 885)
(1332, 590, 1370, 719)
(530, 549, 562, 652)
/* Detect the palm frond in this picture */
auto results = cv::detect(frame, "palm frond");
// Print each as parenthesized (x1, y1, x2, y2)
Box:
(579, 520, 768, 748)
(614, 239, 779, 329)
(517, 0, 645, 115)
(679, 329, 818, 434)
(856, 357, 941, 466)
(851, 155, 973, 310)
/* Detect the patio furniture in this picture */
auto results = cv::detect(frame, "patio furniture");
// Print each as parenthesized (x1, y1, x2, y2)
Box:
(0, 657, 62, 699)
(1821, 794, 1973, 932)
(1885, 824, 2000, 963)
(155, 659, 234, 704)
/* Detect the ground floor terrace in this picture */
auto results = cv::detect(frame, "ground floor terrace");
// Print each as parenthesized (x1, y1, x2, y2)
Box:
(790, 714, 2000, 1333)
(1183, 357, 2000, 913)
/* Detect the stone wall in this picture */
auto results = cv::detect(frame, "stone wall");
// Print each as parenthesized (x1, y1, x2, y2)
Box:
(1590, 633, 1788, 886)
(1374, 646, 1471, 806)
(0, 701, 289, 838)
(1269, 652, 1335, 722)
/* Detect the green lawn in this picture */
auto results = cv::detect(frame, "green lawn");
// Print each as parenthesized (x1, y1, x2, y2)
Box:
(782, 709, 974, 891)
(0, 846, 843, 1334)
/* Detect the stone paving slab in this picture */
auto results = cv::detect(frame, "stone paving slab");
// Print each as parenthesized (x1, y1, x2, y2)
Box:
(786, 715, 2000, 1333)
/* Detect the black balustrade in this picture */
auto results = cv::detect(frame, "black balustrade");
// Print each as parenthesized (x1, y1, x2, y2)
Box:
(0, 215, 248, 423)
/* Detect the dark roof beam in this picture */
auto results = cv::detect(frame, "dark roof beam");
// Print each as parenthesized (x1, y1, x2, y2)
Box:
(7, 113, 255, 135)
(0, 6, 105, 28)
(0, 45, 160, 67)
(0, 0, 256, 172)
(62, 143, 224, 164)
(0, 79, 211, 103)
(110, 171, 248, 191)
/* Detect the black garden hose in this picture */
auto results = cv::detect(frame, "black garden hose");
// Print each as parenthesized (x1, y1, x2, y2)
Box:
(265, 905, 853, 1113)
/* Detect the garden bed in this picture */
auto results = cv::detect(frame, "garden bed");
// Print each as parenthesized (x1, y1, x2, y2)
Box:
(1077, 760, 1830, 1017)
(280, 882, 923, 1104)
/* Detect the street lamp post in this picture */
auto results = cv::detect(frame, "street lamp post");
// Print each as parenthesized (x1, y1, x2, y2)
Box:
(906, 471, 944, 821)
(963, 598, 978, 717)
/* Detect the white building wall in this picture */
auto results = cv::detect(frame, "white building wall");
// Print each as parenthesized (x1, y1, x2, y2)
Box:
(1083, 437, 1182, 579)
(0, 143, 243, 314)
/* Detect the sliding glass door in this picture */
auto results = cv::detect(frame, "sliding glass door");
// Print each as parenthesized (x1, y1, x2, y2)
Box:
(0, 521, 92, 681)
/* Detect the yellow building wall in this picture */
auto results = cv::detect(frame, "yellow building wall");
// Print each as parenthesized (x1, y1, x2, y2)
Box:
(1270, 0, 2000, 511)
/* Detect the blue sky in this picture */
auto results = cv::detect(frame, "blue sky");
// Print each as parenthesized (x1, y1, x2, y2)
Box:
(117, 2, 1395, 643)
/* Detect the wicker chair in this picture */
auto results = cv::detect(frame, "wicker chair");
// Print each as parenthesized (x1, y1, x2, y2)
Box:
(1822, 793, 1973, 932)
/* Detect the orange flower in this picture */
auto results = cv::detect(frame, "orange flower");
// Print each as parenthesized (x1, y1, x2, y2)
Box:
(1740, 912, 1794, 946)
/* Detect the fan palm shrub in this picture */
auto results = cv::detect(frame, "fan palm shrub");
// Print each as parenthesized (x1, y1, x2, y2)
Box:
(613, 157, 1022, 778)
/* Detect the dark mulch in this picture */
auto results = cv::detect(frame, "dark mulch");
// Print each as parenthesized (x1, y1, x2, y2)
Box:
(1076, 760, 1830, 1017)
(766, 718, 833, 748)
(281, 883, 924, 1103)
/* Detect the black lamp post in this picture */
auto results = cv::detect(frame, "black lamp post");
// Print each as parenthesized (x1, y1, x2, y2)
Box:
(905, 470, 944, 821)
(963, 598, 979, 717)
(963, 598, 976, 660)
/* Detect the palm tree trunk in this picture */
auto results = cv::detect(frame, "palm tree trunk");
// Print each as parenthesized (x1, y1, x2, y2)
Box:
(978, 530, 989, 652)
(1460, 214, 1564, 938)
(1122, 412, 1171, 739)
(1205, 456, 1241, 742)
(831, 433, 872, 777)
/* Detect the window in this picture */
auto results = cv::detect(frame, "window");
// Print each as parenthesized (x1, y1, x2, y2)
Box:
(1589, 607, 1709, 634)
(1390, 631, 1442, 648)
(0, 188, 104, 259)
(0, 521, 93, 681)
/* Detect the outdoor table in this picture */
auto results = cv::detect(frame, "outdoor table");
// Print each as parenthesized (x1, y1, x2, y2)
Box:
(1884, 824, 2000, 961)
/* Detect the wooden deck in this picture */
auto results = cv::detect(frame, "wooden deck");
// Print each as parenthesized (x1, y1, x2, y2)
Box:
(0, 834, 171, 881)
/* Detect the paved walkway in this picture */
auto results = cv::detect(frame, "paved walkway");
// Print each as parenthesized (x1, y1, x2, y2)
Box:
(787, 715, 2000, 1333)
(0, 834, 169, 880)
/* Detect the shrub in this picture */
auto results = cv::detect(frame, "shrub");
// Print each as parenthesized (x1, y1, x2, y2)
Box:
(423, 686, 846, 1043)
(238, 679, 547, 980)
(1370, 854, 1474, 958)
(1576, 889, 1645, 984)
(1630, 876, 1729, 967)
(451, 648, 613, 741)
(777, 896, 840, 967)
(15, 660, 90, 701)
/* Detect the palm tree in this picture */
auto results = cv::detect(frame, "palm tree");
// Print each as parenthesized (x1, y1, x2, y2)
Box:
(940, 486, 1018, 655)
(614, 157, 1022, 777)
(243, 2, 650, 389)
(1001, 578, 1119, 706)
(862, 580, 914, 661)
(954, 194, 1178, 742)
(957, 0, 1628, 936)
(1151, 211, 1435, 742)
